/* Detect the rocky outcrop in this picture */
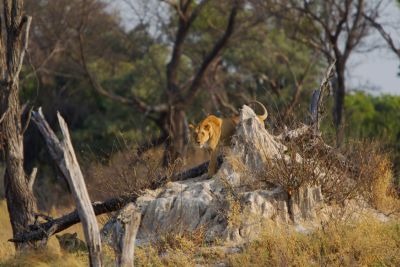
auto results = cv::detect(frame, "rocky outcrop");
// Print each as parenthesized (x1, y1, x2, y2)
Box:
(111, 105, 324, 244)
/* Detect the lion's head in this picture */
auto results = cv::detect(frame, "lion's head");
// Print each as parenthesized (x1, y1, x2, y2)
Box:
(190, 122, 212, 148)
(189, 115, 221, 149)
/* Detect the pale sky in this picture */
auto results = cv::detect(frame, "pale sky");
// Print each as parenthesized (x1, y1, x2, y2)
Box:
(347, 0, 400, 95)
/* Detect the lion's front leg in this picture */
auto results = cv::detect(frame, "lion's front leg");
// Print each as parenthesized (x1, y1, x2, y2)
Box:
(207, 149, 218, 176)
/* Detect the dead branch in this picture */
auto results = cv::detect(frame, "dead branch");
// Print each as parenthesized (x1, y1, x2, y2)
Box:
(310, 60, 336, 134)
(185, 1, 240, 104)
(166, 0, 211, 94)
(119, 204, 140, 267)
(10, 195, 137, 244)
(78, 33, 167, 115)
(28, 167, 38, 191)
(363, 14, 400, 59)
(278, 52, 316, 120)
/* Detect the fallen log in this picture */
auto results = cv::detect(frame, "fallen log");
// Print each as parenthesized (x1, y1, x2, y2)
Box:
(10, 195, 136, 243)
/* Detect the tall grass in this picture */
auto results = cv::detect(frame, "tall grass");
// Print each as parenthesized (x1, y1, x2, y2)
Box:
(228, 218, 400, 267)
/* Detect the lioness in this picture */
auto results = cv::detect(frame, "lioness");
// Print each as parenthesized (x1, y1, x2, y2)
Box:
(190, 101, 268, 176)
(56, 232, 87, 253)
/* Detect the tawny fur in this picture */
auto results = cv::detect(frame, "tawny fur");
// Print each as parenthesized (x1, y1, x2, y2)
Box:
(190, 101, 268, 176)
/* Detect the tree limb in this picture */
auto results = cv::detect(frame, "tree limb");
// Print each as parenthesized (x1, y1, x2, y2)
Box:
(363, 13, 400, 59)
(78, 33, 168, 115)
(343, 0, 365, 60)
(12, 15, 31, 85)
(280, 52, 316, 120)
(166, 0, 210, 95)
(28, 167, 38, 191)
(185, 1, 240, 104)
(76, 4, 168, 118)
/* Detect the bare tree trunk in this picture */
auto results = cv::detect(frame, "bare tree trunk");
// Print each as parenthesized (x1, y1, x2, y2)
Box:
(0, 0, 37, 250)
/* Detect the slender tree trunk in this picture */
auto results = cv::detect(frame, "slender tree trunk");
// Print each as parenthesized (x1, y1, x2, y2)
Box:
(1, 83, 37, 250)
(333, 61, 346, 146)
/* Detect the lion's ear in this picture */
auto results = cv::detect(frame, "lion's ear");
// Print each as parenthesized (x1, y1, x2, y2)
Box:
(188, 123, 195, 130)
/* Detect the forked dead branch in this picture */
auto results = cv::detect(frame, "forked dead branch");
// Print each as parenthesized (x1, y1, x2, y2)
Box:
(31, 109, 103, 266)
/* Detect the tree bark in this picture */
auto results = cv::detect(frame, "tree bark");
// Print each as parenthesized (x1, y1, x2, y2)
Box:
(118, 204, 140, 267)
(2, 84, 37, 250)
(333, 60, 346, 146)
(0, 0, 37, 250)
(102, 203, 141, 267)
(163, 107, 189, 167)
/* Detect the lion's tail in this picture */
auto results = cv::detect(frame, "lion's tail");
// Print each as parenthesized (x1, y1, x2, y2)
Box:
(249, 101, 268, 121)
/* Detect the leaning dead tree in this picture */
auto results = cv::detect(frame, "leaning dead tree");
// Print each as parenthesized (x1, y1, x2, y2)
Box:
(310, 61, 336, 135)
(0, 0, 37, 249)
(31, 109, 103, 266)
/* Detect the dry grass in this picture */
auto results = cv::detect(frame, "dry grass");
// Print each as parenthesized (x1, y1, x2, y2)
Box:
(85, 144, 209, 201)
(85, 148, 164, 200)
(360, 148, 400, 214)
(228, 218, 400, 267)
(0, 200, 15, 260)
(134, 227, 208, 267)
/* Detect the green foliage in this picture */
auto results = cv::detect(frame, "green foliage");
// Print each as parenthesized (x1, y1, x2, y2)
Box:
(345, 92, 400, 142)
